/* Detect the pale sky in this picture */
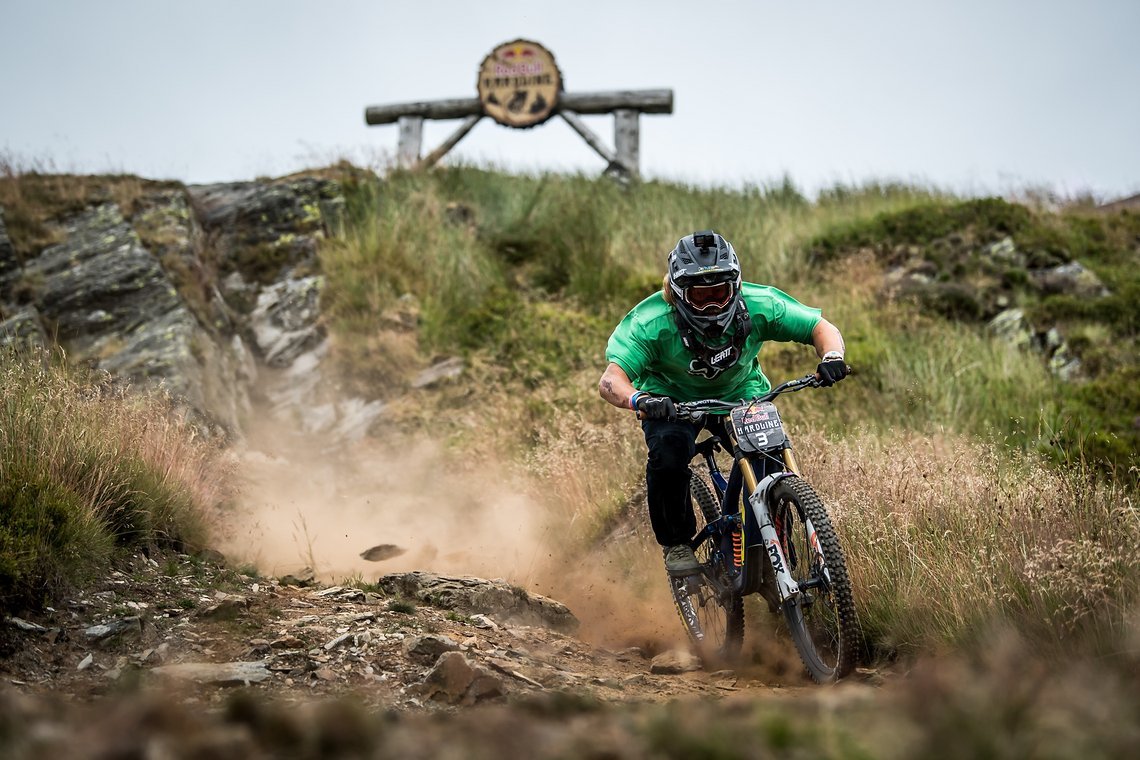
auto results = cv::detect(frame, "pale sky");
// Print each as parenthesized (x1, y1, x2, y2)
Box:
(2, 0, 1138, 198)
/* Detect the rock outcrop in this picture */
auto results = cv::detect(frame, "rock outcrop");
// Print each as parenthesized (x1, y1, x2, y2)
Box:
(0, 307, 47, 350)
(188, 177, 343, 286)
(988, 307, 1082, 380)
(879, 235, 1108, 381)
(376, 572, 580, 634)
(0, 174, 378, 441)
(1029, 261, 1110, 299)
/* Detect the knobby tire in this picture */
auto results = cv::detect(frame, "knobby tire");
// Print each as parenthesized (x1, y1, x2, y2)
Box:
(668, 469, 744, 665)
(771, 476, 859, 682)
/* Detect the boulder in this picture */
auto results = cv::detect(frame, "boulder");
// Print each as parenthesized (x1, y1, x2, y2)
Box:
(151, 661, 270, 685)
(188, 177, 343, 285)
(376, 572, 579, 633)
(19, 204, 250, 431)
(84, 616, 143, 643)
(988, 308, 1034, 350)
(0, 307, 47, 350)
(24, 204, 184, 343)
(989, 309, 1083, 381)
(197, 595, 249, 620)
(411, 651, 503, 705)
(130, 189, 245, 327)
(3, 175, 368, 445)
(981, 237, 1026, 268)
(249, 276, 325, 367)
(1044, 327, 1082, 381)
(1029, 262, 1110, 298)
(403, 634, 460, 664)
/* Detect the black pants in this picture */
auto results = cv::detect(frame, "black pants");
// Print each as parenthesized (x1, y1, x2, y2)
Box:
(641, 416, 733, 547)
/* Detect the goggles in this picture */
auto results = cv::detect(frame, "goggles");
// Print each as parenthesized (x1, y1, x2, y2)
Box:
(683, 281, 735, 312)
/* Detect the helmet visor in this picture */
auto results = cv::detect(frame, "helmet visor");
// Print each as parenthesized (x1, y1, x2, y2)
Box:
(684, 282, 735, 312)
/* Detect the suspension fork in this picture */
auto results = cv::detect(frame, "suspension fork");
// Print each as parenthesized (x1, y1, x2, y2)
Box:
(736, 443, 800, 496)
(782, 445, 801, 476)
(739, 456, 801, 602)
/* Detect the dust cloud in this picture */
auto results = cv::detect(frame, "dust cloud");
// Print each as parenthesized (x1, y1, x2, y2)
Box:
(219, 412, 689, 651)
(221, 422, 549, 584)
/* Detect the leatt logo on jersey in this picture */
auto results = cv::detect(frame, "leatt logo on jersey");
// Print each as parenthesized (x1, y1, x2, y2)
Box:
(710, 346, 734, 365)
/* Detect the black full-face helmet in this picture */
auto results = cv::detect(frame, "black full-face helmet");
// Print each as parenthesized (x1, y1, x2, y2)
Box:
(666, 230, 743, 341)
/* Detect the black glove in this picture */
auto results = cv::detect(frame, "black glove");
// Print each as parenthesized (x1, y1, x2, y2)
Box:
(636, 394, 677, 420)
(816, 356, 849, 387)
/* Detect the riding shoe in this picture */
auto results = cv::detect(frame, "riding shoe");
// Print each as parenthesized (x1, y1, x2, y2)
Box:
(663, 544, 701, 576)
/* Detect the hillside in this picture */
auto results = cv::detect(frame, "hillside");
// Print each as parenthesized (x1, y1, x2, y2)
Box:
(2, 164, 1139, 756)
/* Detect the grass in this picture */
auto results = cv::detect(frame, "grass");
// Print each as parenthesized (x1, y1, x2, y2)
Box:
(0, 153, 180, 261)
(793, 429, 1139, 658)
(0, 349, 233, 613)
(806, 199, 1140, 476)
(387, 599, 417, 615)
(318, 168, 940, 391)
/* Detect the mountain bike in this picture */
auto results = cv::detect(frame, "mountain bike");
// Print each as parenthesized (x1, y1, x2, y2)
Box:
(667, 373, 860, 683)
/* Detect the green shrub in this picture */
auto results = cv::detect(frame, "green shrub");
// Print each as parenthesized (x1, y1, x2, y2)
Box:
(0, 469, 112, 611)
(0, 350, 229, 613)
(809, 198, 1032, 262)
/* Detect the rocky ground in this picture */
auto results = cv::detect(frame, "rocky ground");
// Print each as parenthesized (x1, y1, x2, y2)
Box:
(0, 553, 891, 758)
(1, 552, 828, 710)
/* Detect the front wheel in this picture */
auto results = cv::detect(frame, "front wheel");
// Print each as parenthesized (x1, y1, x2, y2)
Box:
(668, 470, 743, 665)
(770, 476, 859, 683)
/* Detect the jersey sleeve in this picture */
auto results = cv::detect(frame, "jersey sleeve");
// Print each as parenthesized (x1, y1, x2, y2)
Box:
(761, 287, 822, 344)
(605, 309, 654, 379)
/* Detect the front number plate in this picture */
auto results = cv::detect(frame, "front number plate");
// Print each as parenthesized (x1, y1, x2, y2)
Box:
(731, 401, 787, 452)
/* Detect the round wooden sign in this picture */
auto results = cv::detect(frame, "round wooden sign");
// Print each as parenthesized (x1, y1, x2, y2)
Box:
(477, 39, 562, 128)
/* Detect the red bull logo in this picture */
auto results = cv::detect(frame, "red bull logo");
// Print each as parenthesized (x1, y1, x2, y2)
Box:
(477, 39, 562, 128)
(500, 44, 536, 59)
(496, 44, 543, 76)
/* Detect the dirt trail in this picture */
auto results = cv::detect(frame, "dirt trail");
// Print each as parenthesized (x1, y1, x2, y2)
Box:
(0, 551, 832, 708)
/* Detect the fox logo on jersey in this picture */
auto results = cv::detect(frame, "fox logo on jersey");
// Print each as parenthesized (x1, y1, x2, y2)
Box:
(687, 344, 739, 380)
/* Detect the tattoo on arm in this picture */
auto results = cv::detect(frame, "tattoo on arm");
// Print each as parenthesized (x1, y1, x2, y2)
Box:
(600, 378, 623, 406)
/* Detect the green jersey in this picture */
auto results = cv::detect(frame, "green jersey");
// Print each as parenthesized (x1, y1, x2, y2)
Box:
(605, 282, 822, 402)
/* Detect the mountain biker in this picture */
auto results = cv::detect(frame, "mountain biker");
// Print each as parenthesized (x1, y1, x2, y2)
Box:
(598, 230, 847, 577)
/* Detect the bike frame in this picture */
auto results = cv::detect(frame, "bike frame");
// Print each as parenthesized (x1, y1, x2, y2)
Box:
(682, 375, 831, 602)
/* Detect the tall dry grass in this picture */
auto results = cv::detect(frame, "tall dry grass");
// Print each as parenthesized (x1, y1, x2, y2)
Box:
(0, 153, 176, 261)
(0, 350, 233, 611)
(795, 429, 1138, 658)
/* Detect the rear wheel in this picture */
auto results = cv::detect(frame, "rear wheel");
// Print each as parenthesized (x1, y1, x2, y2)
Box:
(668, 470, 743, 664)
(771, 476, 859, 682)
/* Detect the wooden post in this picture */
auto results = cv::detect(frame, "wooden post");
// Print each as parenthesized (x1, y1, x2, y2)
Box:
(559, 110, 617, 166)
(396, 116, 423, 168)
(614, 109, 640, 179)
(419, 115, 483, 170)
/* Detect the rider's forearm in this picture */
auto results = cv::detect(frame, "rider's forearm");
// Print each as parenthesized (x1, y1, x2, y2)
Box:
(599, 362, 638, 410)
(812, 318, 845, 359)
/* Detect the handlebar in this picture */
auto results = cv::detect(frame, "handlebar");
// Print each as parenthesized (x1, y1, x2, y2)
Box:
(674, 373, 823, 420)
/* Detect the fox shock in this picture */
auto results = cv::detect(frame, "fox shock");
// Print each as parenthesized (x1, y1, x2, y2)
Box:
(732, 525, 743, 569)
